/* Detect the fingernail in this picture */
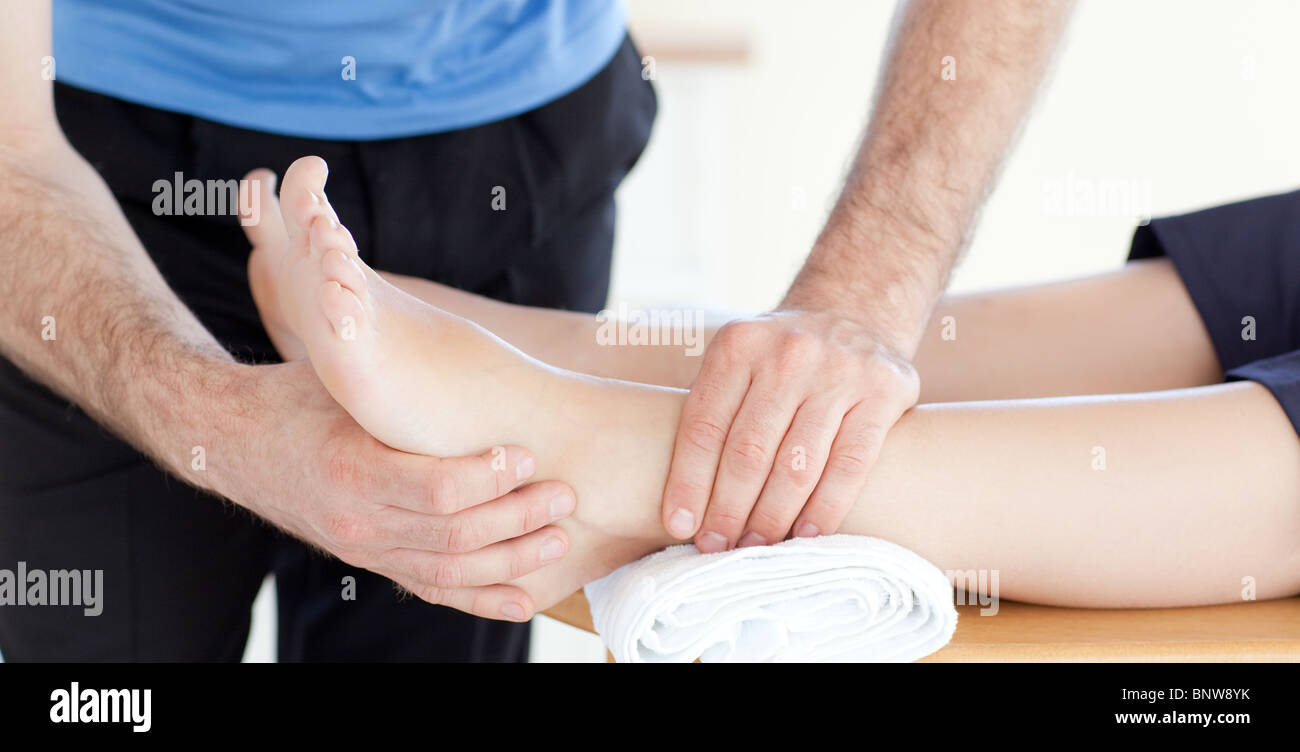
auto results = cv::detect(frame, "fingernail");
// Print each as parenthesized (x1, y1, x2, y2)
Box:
(501, 602, 526, 621)
(795, 522, 820, 538)
(697, 532, 728, 554)
(550, 493, 575, 520)
(738, 531, 766, 548)
(539, 536, 566, 562)
(667, 507, 696, 538)
(516, 457, 535, 481)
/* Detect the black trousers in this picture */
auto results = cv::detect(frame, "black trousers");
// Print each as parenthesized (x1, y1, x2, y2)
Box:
(0, 36, 655, 662)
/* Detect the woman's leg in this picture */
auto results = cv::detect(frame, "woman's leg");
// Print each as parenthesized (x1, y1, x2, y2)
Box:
(913, 259, 1223, 401)
(256, 158, 1300, 611)
(255, 240, 1222, 401)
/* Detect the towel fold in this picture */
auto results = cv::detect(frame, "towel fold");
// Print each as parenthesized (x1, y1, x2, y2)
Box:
(583, 535, 957, 662)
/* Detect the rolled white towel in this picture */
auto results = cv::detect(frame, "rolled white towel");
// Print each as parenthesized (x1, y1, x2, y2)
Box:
(583, 535, 957, 663)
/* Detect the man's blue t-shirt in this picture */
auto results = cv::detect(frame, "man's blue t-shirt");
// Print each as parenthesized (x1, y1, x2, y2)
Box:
(52, 0, 626, 140)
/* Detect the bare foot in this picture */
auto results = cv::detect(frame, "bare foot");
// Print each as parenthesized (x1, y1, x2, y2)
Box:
(260, 156, 683, 608)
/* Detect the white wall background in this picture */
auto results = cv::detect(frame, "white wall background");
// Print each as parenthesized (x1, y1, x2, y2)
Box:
(242, 0, 1300, 663)
(610, 0, 1300, 314)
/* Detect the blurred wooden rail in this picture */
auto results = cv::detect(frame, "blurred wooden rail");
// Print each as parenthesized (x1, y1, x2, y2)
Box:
(544, 593, 1300, 662)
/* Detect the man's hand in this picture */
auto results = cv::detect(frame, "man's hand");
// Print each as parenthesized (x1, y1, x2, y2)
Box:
(208, 360, 575, 622)
(661, 310, 918, 551)
(659, 0, 1073, 550)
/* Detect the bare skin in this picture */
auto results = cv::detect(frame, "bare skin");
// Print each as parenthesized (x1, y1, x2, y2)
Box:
(253, 157, 1300, 612)
(663, 0, 1078, 557)
(0, 1, 568, 622)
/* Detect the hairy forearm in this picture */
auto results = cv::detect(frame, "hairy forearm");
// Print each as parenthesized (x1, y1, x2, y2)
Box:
(0, 138, 246, 487)
(785, 0, 1075, 354)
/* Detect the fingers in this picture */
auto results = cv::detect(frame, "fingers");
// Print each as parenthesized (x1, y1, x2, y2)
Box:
(381, 525, 569, 591)
(739, 396, 842, 546)
(791, 401, 890, 539)
(377, 444, 539, 515)
(396, 580, 538, 622)
(696, 371, 803, 552)
(660, 345, 750, 541)
(376, 479, 575, 551)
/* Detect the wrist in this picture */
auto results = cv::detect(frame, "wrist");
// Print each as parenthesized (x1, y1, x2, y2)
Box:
(135, 355, 265, 500)
(781, 266, 931, 360)
(782, 204, 957, 359)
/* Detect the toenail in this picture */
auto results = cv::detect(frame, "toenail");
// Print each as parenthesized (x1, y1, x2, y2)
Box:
(667, 507, 695, 538)
(549, 493, 575, 520)
(539, 536, 565, 562)
(697, 532, 728, 554)
(738, 531, 766, 548)
(795, 522, 820, 539)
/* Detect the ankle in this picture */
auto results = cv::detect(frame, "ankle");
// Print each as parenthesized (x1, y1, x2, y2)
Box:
(537, 375, 685, 545)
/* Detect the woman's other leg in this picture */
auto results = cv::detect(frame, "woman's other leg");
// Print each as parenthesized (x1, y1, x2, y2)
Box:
(914, 258, 1222, 401)
(361, 258, 1224, 400)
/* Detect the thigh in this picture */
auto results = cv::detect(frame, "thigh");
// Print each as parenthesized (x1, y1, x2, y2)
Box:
(354, 34, 656, 314)
(913, 258, 1222, 402)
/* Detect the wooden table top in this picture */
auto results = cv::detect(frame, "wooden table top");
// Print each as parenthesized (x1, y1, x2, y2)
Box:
(544, 592, 1300, 662)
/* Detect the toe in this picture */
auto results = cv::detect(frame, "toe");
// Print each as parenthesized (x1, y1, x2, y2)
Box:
(321, 248, 366, 296)
(239, 169, 284, 248)
(318, 280, 368, 342)
(310, 212, 361, 261)
(280, 156, 330, 255)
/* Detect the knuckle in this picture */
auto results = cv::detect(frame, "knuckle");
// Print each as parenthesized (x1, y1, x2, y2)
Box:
(725, 433, 772, 474)
(520, 492, 548, 533)
(681, 416, 730, 455)
(746, 507, 788, 536)
(492, 457, 513, 497)
(414, 584, 450, 607)
(778, 453, 819, 490)
(707, 506, 749, 530)
(667, 477, 713, 506)
(428, 556, 464, 589)
(466, 590, 488, 617)
(864, 364, 902, 393)
(716, 320, 766, 356)
(427, 469, 460, 515)
(828, 443, 874, 477)
(439, 517, 478, 554)
(780, 330, 821, 363)
(507, 547, 532, 580)
(325, 450, 367, 492)
(323, 512, 369, 547)
(717, 321, 750, 347)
